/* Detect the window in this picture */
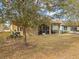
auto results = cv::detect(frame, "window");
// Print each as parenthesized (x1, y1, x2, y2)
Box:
(20, 27, 23, 31)
(64, 26, 67, 30)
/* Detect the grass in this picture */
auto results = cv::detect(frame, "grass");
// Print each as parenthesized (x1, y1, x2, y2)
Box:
(0, 33, 79, 59)
(0, 32, 10, 45)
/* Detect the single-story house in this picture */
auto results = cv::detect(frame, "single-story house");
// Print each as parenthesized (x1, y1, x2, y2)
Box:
(37, 19, 79, 35)
(1, 19, 79, 35)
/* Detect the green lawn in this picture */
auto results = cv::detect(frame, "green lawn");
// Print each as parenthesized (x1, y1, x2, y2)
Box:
(0, 33, 79, 59)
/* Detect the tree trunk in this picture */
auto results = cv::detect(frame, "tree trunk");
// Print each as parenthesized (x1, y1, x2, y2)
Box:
(23, 27, 28, 45)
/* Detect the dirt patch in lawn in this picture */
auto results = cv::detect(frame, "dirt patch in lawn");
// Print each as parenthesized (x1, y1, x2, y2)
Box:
(0, 34, 79, 59)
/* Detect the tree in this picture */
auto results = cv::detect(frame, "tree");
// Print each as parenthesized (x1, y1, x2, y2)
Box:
(12, 0, 41, 45)
(2, 0, 51, 45)
(60, 0, 79, 19)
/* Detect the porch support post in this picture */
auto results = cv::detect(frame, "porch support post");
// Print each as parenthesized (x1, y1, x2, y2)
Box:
(49, 24, 51, 35)
(34, 26, 38, 35)
(58, 24, 61, 34)
(36, 27, 38, 35)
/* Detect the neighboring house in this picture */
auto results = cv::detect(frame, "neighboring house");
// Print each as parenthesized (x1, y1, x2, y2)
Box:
(60, 21, 79, 33)
(0, 23, 18, 32)
(0, 23, 11, 32)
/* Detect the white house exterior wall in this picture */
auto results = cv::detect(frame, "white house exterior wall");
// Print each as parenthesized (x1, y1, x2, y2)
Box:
(77, 27, 79, 31)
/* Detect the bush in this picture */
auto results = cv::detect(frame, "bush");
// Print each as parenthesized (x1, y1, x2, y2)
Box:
(77, 30, 79, 32)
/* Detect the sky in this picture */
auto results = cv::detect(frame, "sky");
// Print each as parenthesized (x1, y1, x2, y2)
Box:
(0, 2, 3, 9)
(38, 8, 66, 20)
